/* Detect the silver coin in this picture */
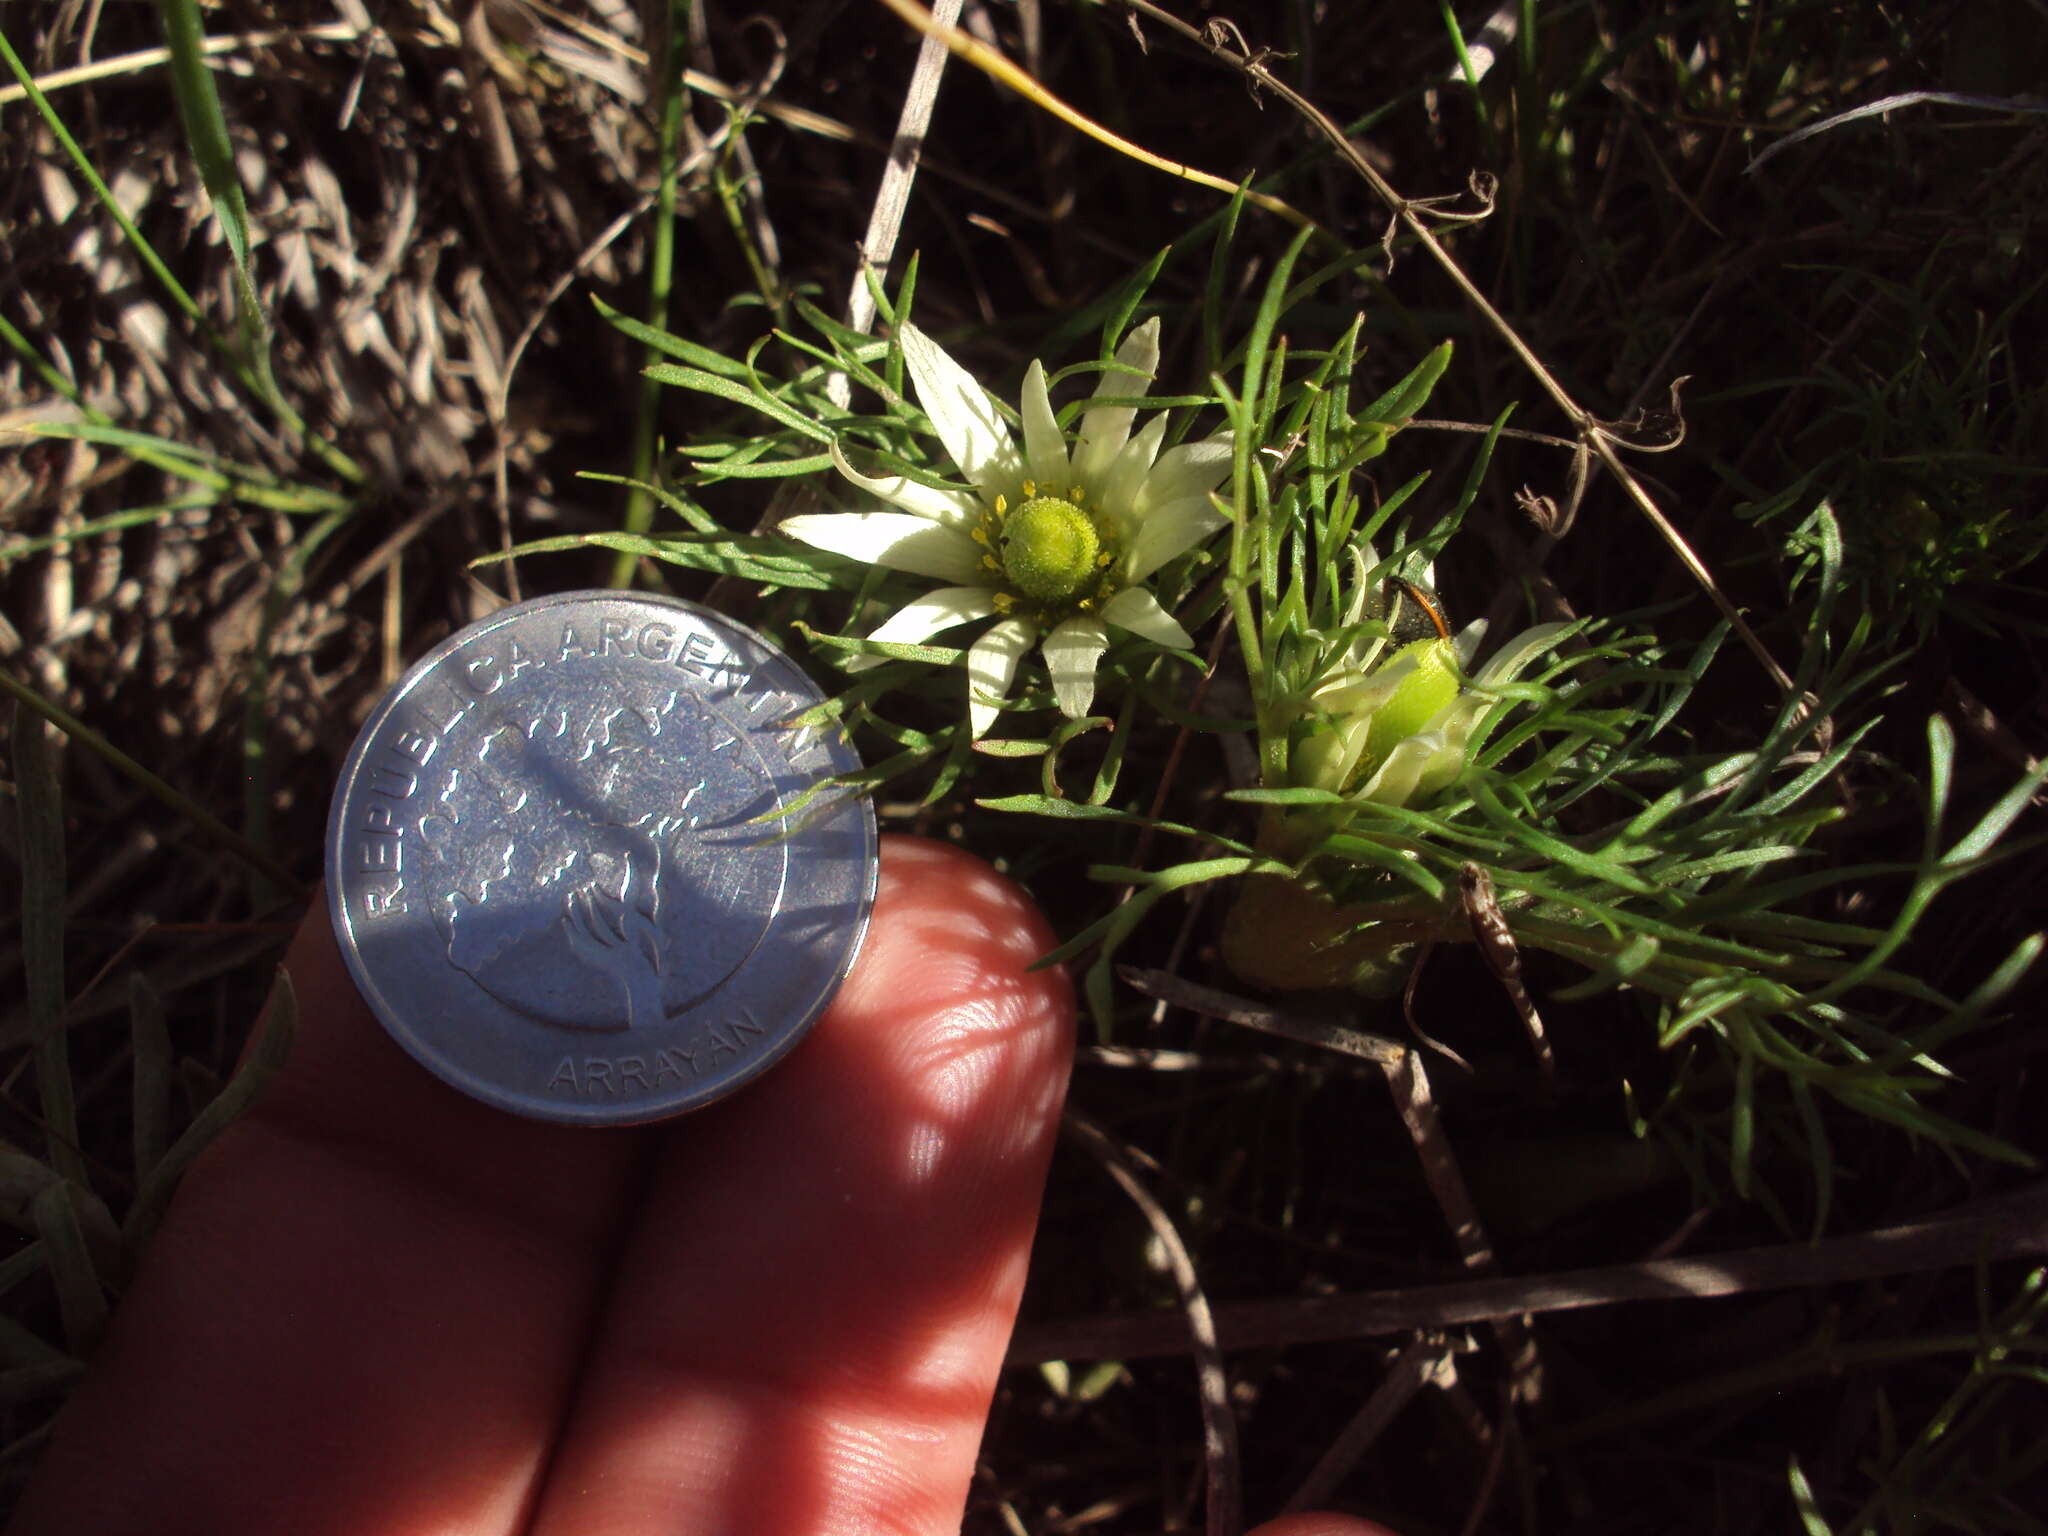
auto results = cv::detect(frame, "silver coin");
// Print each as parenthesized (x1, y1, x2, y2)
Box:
(326, 591, 875, 1125)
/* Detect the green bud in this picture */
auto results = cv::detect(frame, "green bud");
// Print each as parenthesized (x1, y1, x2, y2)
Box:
(1354, 638, 1460, 786)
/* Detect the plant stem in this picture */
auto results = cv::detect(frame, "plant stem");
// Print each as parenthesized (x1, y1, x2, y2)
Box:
(612, 0, 694, 589)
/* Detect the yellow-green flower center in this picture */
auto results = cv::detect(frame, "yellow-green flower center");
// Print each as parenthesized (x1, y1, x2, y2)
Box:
(1001, 495, 1099, 603)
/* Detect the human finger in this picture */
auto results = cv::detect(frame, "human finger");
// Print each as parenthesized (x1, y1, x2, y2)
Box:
(8, 904, 651, 1536)
(524, 835, 1075, 1536)
(1246, 1516, 1408, 1536)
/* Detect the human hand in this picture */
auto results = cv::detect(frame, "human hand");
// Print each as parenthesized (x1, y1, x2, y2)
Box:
(10, 836, 1394, 1536)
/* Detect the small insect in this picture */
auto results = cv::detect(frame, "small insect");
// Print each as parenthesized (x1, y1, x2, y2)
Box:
(1376, 577, 1454, 644)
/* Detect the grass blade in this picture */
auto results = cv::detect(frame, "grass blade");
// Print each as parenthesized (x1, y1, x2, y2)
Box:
(122, 967, 298, 1256)
(10, 703, 85, 1187)
(0, 671, 305, 906)
(31, 1183, 107, 1354)
(130, 973, 173, 1185)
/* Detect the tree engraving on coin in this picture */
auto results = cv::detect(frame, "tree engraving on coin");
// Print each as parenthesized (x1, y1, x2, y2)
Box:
(420, 683, 785, 1033)
(328, 592, 875, 1125)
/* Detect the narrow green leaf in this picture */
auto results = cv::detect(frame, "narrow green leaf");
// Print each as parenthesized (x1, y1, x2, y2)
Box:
(1224, 787, 1348, 807)
(919, 724, 977, 809)
(1788, 1079, 1833, 1240)
(970, 738, 1050, 758)
(131, 973, 172, 1184)
(1787, 1456, 1835, 1536)
(1088, 692, 1136, 806)
(1204, 194, 1246, 377)
(1941, 751, 2048, 867)
(32, 1182, 107, 1354)
(643, 365, 835, 442)
(1470, 779, 1660, 895)
(1356, 341, 1453, 425)
(974, 795, 1249, 852)
(0, 27, 203, 330)
(1040, 713, 1111, 801)
(159, 0, 255, 276)
(0, 672, 304, 905)
(11, 704, 85, 1187)
(1238, 222, 1319, 418)
(590, 293, 751, 379)
(576, 472, 720, 534)
(1922, 714, 1956, 862)
(31, 422, 352, 513)
(0, 307, 107, 422)
(0, 497, 213, 565)
(123, 967, 297, 1256)
(689, 451, 836, 481)
(888, 251, 920, 343)
(799, 627, 966, 667)
(478, 531, 841, 591)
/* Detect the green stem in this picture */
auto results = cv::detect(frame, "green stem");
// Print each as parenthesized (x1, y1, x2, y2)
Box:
(0, 308, 110, 422)
(613, 0, 693, 589)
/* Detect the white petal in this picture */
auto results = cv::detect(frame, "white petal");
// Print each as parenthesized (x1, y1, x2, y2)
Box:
(1360, 719, 1474, 807)
(780, 511, 981, 583)
(1043, 615, 1110, 718)
(1126, 493, 1229, 580)
(845, 586, 999, 672)
(829, 440, 981, 527)
(1312, 651, 1417, 716)
(1073, 318, 1160, 488)
(1354, 732, 1439, 808)
(899, 322, 1022, 496)
(1020, 359, 1068, 489)
(1408, 703, 1484, 801)
(1096, 413, 1168, 525)
(1472, 621, 1574, 685)
(1131, 431, 1235, 519)
(1293, 712, 1374, 794)
(966, 617, 1037, 739)
(1451, 617, 1489, 670)
(1099, 586, 1192, 648)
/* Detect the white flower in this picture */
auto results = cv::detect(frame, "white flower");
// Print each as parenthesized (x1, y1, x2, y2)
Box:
(780, 318, 1232, 737)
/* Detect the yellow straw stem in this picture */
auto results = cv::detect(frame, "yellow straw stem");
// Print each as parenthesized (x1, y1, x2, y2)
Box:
(871, 0, 1317, 233)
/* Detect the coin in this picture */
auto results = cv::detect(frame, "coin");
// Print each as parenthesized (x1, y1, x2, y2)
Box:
(326, 591, 875, 1125)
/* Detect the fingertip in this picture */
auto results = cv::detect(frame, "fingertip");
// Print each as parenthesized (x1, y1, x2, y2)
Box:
(522, 834, 1080, 1535)
(811, 830, 1075, 1197)
(855, 833, 1072, 1011)
(1247, 1516, 1409, 1536)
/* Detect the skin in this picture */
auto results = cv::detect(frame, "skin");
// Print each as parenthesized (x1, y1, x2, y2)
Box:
(11, 836, 1394, 1536)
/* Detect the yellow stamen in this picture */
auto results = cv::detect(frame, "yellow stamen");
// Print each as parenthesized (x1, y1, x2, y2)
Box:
(994, 493, 1008, 516)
